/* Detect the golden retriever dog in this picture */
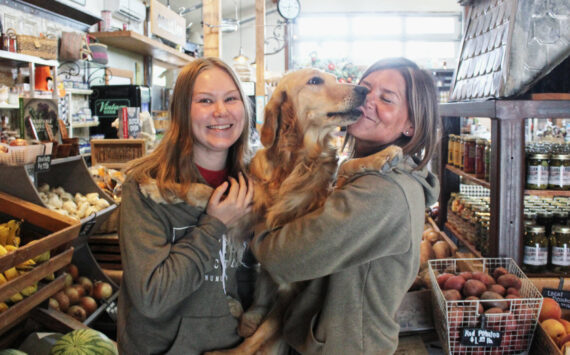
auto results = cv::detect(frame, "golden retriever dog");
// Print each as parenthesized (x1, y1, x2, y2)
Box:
(205, 68, 403, 355)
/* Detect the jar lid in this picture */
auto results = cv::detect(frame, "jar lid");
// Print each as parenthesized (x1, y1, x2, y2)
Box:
(551, 154, 570, 160)
(528, 225, 546, 233)
(553, 225, 570, 234)
(476, 138, 487, 144)
(529, 154, 550, 159)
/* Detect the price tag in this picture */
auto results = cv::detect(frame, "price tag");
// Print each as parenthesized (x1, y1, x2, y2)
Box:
(35, 154, 51, 172)
(460, 328, 503, 347)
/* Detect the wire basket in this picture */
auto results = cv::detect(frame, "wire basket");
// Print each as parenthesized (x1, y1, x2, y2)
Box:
(0, 142, 52, 166)
(428, 258, 543, 354)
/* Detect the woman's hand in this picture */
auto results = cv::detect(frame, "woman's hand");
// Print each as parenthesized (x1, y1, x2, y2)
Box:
(206, 172, 253, 226)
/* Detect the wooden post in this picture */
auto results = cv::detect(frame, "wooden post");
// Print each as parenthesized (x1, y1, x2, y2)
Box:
(202, 0, 221, 57)
(255, 0, 266, 129)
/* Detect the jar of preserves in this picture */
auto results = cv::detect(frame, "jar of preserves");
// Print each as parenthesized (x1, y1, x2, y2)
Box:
(553, 211, 568, 227)
(447, 134, 455, 165)
(537, 210, 554, 237)
(475, 138, 486, 179)
(526, 153, 550, 189)
(453, 135, 461, 167)
(458, 136, 465, 169)
(548, 154, 570, 190)
(550, 225, 570, 274)
(523, 225, 548, 273)
(484, 140, 491, 181)
(463, 136, 476, 173)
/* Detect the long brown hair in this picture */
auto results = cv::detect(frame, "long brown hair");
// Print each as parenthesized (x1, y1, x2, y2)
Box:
(345, 57, 440, 169)
(125, 57, 251, 201)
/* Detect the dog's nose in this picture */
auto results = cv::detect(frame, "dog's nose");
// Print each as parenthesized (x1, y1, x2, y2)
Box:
(354, 85, 369, 97)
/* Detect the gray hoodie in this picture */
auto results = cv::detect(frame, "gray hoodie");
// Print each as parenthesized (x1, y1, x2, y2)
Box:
(252, 153, 439, 355)
(117, 179, 247, 354)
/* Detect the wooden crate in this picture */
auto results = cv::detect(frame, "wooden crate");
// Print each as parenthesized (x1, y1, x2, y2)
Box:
(0, 192, 81, 336)
(427, 216, 459, 257)
(0, 156, 117, 245)
(90, 139, 146, 170)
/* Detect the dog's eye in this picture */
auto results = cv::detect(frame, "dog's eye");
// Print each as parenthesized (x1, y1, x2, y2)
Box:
(307, 77, 324, 85)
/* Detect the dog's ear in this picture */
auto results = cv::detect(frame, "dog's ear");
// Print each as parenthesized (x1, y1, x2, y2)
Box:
(261, 90, 287, 147)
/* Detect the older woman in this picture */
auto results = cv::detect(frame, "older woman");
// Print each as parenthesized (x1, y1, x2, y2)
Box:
(251, 57, 441, 354)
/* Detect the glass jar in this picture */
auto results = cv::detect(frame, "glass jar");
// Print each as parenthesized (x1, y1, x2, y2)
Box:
(526, 153, 550, 189)
(550, 225, 570, 274)
(537, 210, 554, 237)
(548, 154, 570, 190)
(447, 134, 455, 165)
(453, 135, 462, 167)
(523, 225, 549, 273)
(463, 136, 476, 173)
(553, 211, 568, 227)
(484, 140, 491, 181)
(459, 135, 465, 169)
(475, 138, 486, 179)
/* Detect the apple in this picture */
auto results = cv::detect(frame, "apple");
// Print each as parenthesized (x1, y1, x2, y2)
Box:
(72, 284, 86, 298)
(540, 297, 562, 322)
(542, 318, 567, 345)
(64, 285, 80, 305)
(53, 291, 70, 312)
(79, 296, 98, 315)
(77, 276, 93, 296)
(66, 264, 79, 281)
(93, 281, 113, 301)
(67, 305, 87, 322)
(48, 297, 60, 311)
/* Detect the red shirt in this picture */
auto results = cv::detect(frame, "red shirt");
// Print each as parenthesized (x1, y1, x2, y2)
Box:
(196, 164, 228, 188)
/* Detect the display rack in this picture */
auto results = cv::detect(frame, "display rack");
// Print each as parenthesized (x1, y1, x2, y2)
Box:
(438, 99, 570, 265)
(0, 155, 116, 242)
(0, 50, 58, 100)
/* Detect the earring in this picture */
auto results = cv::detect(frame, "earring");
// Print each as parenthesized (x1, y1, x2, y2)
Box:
(404, 130, 409, 136)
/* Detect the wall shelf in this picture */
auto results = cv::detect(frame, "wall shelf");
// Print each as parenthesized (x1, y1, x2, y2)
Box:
(444, 222, 482, 258)
(89, 31, 195, 69)
(446, 164, 490, 189)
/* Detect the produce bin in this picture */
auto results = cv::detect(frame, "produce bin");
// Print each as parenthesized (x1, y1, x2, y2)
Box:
(0, 155, 117, 245)
(0, 192, 81, 336)
(428, 258, 543, 354)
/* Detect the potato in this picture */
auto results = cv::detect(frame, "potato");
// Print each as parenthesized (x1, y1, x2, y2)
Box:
(425, 230, 440, 243)
(463, 279, 487, 297)
(497, 273, 522, 290)
(492, 266, 509, 279)
(458, 271, 473, 280)
(480, 290, 508, 310)
(444, 275, 466, 291)
(472, 271, 496, 286)
(420, 240, 435, 266)
(465, 295, 484, 315)
(488, 284, 506, 296)
(432, 241, 450, 259)
(443, 289, 462, 301)
(506, 287, 520, 297)
(437, 272, 454, 289)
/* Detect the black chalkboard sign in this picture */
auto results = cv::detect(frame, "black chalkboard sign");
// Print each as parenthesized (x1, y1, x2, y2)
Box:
(543, 288, 570, 310)
(460, 328, 503, 347)
(35, 154, 51, 172)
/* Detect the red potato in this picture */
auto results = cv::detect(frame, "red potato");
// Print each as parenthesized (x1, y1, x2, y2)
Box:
(497, 273, 522, 290)
(458, 271, 473, 280)
(463, 279, 487, 297)
(487, 283, 506, 296)
(443, 289, 462, 301)
(437, 273, 454, 289)
(492, 266, 509, 280)
(443, 275, 466, 291)
(472, 271, 496, 286)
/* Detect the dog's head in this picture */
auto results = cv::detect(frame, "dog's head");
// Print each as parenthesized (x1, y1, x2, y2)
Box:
(260, 68, 368, 148)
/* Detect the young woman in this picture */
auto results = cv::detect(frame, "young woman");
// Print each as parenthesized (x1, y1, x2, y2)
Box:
(251, 57, 441, 354)
(117, 57, 254, 354)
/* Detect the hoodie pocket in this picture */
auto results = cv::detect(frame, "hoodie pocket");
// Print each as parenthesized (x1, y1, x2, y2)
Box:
(166, 315, 240, 355)
(304, 311, 325, 353)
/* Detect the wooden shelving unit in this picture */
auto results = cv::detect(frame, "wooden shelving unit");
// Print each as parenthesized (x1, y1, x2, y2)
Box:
(438, 99, 570, 265)
(89, 31, 195, 69)
(444, 222, 482, 258)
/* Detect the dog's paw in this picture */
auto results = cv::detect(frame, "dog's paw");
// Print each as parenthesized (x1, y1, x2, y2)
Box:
(238, 311, 264, 338)
(378, 145, 403, 173)
(227, 296, 244, 319)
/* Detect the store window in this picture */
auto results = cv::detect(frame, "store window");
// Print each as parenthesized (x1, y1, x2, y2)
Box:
(292, 12, 461, 82)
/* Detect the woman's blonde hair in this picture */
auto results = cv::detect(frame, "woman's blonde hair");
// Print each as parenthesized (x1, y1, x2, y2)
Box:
(125, 57, 251, 201)
(346, 57, 440, 169)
